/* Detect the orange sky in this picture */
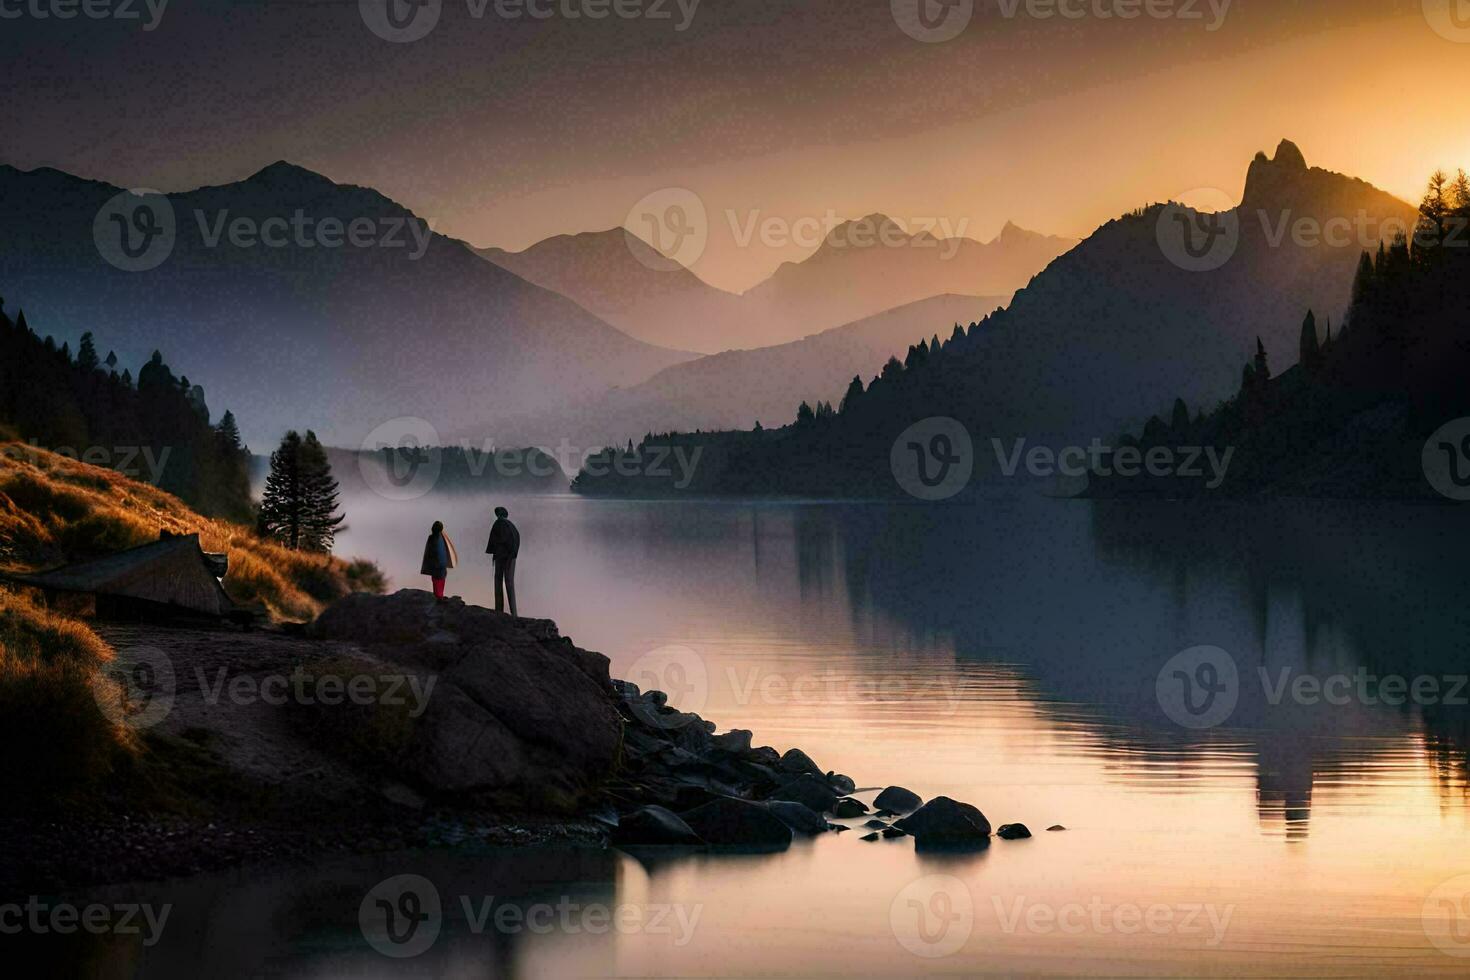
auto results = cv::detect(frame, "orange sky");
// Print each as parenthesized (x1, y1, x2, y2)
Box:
(4, 1, 1466, 292)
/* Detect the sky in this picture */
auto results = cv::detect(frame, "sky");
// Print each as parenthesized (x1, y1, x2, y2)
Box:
(4, 0, 1469, 291)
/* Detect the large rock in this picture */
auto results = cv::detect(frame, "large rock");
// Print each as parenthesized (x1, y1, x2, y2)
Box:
(680, 798, 793, 850)
(894, 796, 991, 843)
(711, 729, 753, 755)
(827, 771, 856, 795)
(764, 800, 829, 835)
(611, 806, 705, 846)
(770, 774, 839, 813)
(778, 748, 823, 776)
(874, 786, 923, 813)
(309, 590, 623, 812)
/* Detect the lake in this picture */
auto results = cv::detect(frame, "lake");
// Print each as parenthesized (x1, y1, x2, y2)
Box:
(66, 491, 1470, 976)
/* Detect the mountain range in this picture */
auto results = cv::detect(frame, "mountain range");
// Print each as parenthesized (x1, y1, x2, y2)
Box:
(569, 140, 1424, 496)
(479, 218, 1073, 353)
(0, 162, 696, 448)
(2, 141, 1416, 474)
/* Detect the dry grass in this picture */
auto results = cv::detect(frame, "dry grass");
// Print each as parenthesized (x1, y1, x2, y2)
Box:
(0, 443, 390, 811)
(0, 441, 386, 621)
(0, 586, 135, 806)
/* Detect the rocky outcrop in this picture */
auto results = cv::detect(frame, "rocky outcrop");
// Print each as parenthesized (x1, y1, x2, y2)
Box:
(308, 590, 623, 812)
(303, 590, 1037, 855)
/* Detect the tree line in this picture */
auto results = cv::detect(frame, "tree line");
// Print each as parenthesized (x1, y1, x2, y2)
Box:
(0, 293, 346, 550)
(0, 296, 254, 521)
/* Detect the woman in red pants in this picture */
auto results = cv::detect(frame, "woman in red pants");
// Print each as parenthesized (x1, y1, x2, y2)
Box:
(420, 520, 458, 601)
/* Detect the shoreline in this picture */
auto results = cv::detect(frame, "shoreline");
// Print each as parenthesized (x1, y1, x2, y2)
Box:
(7, 589, 1002, 894)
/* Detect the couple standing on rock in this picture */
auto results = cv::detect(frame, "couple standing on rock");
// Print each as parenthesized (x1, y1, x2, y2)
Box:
(420, 507, 521, 616)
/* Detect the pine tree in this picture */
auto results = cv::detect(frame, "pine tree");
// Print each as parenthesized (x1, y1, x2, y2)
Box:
(260, 431, 306, 549)
(77, 332, 99, 373)
(298, 431, 345, 553)
(839, 375, 865, 414)
(1418, 170, 1449, 252)
(1299, 310, 1321, 373)
(216, 410, 243, 453)
(796, 401, 815, 425)
(260, 431, 344, 552)
(1170, 397, 1190, 436)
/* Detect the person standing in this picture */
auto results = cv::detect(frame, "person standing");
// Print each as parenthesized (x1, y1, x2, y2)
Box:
(420, 520, 457, 602)
(485, 506, 520, 617)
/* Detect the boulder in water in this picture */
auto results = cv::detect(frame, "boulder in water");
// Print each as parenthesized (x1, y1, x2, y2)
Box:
(612, 806, 705, 846)
(765, 800, 829, 835)
(874, 786, 923, 813)
(996, 823, 1032, 840)
(681, 798, 793, 850)
(827, 771, 856, 794)
(770, 774, 839, 813)
(893, 796, 991, 843)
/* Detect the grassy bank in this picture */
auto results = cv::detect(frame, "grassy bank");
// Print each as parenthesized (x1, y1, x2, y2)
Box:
(0, 441, 384, 620)
(0, 441, 387, 813)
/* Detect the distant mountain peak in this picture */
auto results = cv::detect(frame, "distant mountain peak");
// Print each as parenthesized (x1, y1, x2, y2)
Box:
(1241, 139, 1326, 211)
(994, 220, 1047, 244)
(241, 160, 338, 192)
(1271, 139, 1308, 170)
(823, 213, 904, 245)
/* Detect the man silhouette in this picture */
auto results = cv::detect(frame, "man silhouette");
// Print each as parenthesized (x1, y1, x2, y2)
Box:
(485, 506, 520, 617)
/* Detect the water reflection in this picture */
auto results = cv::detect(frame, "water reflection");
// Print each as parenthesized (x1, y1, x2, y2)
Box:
(799, 496, 1470, 839)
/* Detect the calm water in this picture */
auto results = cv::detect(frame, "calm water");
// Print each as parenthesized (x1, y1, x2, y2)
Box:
(68, 492, 1470, 976)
